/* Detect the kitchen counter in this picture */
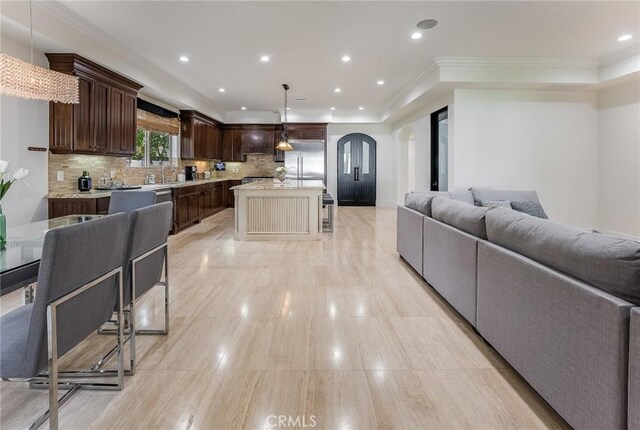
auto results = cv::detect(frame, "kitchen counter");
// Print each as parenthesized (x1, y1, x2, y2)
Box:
(231, 179, 326, 191)
(232, 180, 325, 241)
(48, 177, 243, 199)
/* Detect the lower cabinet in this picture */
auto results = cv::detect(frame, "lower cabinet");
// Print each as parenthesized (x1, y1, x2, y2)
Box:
(48, 197, 110, 218)
(49, 180, 236, 235)
(173, 181, 230, 233)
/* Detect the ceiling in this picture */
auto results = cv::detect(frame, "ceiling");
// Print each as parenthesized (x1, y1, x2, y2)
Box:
(3, 1, 640, 121)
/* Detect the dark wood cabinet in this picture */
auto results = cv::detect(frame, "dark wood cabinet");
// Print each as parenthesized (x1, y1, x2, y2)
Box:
(46, 54, 142, 156)
(180, 111, 222, 160)
(222, 126, 245, 162)
(48, 196, 110, 219)
(227, 180, 241, 207)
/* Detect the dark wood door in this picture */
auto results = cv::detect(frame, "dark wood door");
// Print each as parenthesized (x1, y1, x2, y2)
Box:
(122, 93, 137, 155)
(49, 102, 74, 152)
(109, 88, 125, 154)
(74, 76, 93, 152)
(232, 130, 244, 161)
(337, 133, 376, 206)
(92, 80, 110, 153)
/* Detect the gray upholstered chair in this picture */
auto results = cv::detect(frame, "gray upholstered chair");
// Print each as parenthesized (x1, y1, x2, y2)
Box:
(108, 190, 157, 215)
(0, 214, 129, 430)
(123, 202, 173, 373)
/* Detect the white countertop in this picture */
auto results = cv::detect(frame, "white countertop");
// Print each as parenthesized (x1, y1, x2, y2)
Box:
(231, 179, 326, 191)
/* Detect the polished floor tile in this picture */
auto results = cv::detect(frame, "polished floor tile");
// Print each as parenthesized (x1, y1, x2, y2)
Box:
(0, 207, 569, 430)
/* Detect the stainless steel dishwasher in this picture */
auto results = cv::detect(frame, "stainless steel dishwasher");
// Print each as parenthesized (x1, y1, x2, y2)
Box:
(155, 189, 173, 204)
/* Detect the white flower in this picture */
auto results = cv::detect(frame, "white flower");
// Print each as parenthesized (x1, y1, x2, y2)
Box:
(0, 160, 8, 174)
(12, 167, 29, 181)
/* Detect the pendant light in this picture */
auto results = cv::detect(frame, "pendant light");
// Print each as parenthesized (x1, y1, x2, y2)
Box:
(0, 0, 79, 103)
(275, 83, 294, 151)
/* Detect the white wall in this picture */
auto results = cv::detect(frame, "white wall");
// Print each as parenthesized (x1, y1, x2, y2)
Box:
(0, 35, 49, 226)
(452, 89, 598, 228)
(597, 77, 640, 236)
(326, 123, 395, 207)
(391, 92, 453, 203)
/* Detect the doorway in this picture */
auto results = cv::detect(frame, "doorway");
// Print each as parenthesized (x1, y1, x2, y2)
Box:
(430, 107, 448, 191)
(337, 133, 377, 206)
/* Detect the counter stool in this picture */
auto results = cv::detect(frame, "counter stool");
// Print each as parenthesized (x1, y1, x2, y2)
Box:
(322, 193, 334, 233)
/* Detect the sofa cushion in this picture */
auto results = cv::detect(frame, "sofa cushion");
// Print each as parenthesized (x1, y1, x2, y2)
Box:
(469, 187, 540, 206)
(510, 200, 548, 219)
(404, 193, 438, 216)
(486, 207, 640, 304)
(449, 190, 475, 205)
(431, 196, 490, 239)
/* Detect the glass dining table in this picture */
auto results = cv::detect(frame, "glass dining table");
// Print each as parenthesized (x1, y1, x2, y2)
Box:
(0, 215, 104, 297)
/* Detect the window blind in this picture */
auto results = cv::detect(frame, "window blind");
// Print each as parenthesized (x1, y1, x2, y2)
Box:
(137, 109, 180, 135)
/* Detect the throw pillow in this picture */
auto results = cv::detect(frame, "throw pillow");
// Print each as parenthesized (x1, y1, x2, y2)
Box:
(511, 200, 548, 219)
(480, 199, 511, 209)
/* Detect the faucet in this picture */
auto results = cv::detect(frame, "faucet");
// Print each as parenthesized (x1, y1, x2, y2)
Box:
(162, 164, 175, 184)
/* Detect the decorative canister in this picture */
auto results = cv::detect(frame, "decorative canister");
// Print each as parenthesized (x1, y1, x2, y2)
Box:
(77, 171, 92, 192)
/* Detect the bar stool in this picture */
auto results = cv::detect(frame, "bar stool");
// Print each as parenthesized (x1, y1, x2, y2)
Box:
(322, 193, 334, 232)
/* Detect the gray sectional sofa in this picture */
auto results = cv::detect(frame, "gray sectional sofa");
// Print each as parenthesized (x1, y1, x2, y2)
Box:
(397, 188, 640, 430)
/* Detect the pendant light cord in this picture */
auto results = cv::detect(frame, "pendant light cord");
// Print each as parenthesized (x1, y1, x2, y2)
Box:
(283, 86, 288, 131)
(29, 0, 34, 64)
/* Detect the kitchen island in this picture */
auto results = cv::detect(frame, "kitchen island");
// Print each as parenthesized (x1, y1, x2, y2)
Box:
(231, 180, 326, 241)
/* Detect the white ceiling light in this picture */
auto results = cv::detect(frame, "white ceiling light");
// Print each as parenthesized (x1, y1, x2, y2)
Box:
(179, 56, 189, 62)
(342, 55, 351, 62)
(330, 107, 335, 110)
(377, 80, 385, 85)
(617, 34, 633, 42)
(334, 88, 341, 93)
(260, 55, 270, 62)
(218, 88, 225, 93)
(411, 32, 423, 40)
(241, 106, 247, 110)
(358, 106, 364, 110)
(286, 107, 291, 110)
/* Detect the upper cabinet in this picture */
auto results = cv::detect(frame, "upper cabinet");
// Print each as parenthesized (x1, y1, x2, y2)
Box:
(222, 125, 244, 162)
(221, 124, 280, 162)
(179, 110, 223, 160)
(46, 54, 143, 156)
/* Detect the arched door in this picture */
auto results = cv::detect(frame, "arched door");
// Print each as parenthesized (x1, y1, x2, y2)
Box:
(337, 133, 377, 206)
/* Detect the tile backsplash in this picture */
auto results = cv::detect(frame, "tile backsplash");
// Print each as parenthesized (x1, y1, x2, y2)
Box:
(49, 153, 283, 194)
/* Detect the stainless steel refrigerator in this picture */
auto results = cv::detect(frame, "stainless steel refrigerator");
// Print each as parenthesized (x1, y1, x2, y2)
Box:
(285, 139, 325, 182)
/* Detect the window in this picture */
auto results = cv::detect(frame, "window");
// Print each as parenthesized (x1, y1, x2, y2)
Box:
(132, 128, 178, 167)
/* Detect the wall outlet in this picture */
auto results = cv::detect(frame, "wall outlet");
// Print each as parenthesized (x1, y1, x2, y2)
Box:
(56, 171, 64, 181)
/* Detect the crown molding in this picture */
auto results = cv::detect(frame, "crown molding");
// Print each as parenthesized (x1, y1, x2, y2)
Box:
(435, 57, 598, 69)
(381, 61, 440, 117)
(33, 1, 225, 120)
(599, 43, 640, 67)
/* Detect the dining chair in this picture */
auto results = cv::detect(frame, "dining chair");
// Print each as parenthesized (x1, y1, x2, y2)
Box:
(0, 213, 129, 430)
(123, 202, 173, 373)
(108, 190, 157, 214)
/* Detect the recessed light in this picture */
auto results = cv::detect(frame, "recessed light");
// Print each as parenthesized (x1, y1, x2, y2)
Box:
(241, 106, 247, 110)
(377, 80, 385, 85)
(260, 55, 270, 62)
(179, 56, 189, 62)
(358, 106, 364, 111)
(617, 34, 633, 42)
(330, 107, 335, 110)
(334, 88, 341, 93)
(218, 88, 225, 93)
(411, 32, 423, 40)
(286, 107, 291, 110)
(342, 55, 351, 62)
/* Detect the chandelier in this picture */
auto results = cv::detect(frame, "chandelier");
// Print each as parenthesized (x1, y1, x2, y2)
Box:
(0, 1, 79, 103)
(275, 83, 294, 151)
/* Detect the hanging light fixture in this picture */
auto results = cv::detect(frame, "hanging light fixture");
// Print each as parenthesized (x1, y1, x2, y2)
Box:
(0, 0, 79, 103)
(275, 83, 294, 151)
